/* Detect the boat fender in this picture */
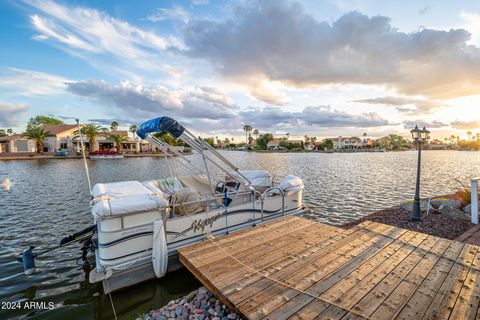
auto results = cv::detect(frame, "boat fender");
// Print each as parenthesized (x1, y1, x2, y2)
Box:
(22, 246, 36, 276)
(152, 219, 168, 278)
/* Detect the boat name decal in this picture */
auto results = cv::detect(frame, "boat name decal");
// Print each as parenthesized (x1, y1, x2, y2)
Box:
(191, 212, 223, 233)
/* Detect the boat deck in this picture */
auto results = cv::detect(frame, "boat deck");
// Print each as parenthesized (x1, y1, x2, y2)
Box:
(178, 216, 480, 319)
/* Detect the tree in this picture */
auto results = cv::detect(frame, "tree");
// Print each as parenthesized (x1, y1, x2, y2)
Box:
(243, 125, 252, 144)
(111, 121, 119, 132)
(27, 115, 63, 128)
(110, 133, 127, 152)
(203, 137, 215, 147)
(7, 129, 13, 136)
(304, 135, 310, 145)
(322, 139, 333, 150)
(129, 124, 137, 138)
(0, 129, 6, 137)
(255, 133, 274, 149)
(25, 125, 51, 154)
(75, 124, 105, 152)
(253, 129, 259, 140)
(467, 131, 472, 140)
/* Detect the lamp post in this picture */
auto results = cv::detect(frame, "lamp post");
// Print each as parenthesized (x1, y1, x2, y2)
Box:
(410, 125, 430, 221)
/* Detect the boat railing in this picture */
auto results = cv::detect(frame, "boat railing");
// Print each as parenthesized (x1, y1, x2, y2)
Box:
(260, 187, 285, 222)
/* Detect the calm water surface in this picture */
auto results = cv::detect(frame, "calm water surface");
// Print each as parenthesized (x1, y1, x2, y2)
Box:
(1, 150, 479, 319)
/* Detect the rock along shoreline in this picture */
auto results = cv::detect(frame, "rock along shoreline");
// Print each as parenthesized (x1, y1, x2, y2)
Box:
(138, 286, 242, 320)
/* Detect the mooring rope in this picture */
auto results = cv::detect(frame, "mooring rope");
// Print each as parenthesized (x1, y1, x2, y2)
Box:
(201, 225, 371, 319)
(108, 292, 118, 320)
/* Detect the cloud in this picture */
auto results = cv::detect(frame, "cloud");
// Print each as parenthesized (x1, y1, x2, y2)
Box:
(353, 96, 445, 114)
(0, 102, 29, 127)
(184, 1, 480, 100)
(65, 80, 236, 120)
(0, 68, 68, 96)
(239, 105, 391, 129)
(450, 120, 480, 130)
(459, 11, 480, 46)
(403, 120, 448, 129)
(26, 0, 183, 72)
(192, 0, 209, 5)
(419, 6, 430, 16)
(147, 7, 190, 23)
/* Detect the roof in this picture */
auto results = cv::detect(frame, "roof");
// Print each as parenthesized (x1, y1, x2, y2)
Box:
(111, 130, 128, 137)
(267, 140, 280, 147)
(0, 134, 27, 141)
(44, 124, 78, 135)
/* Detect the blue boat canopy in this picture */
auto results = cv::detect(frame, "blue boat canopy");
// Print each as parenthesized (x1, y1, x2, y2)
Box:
(136, 117, 185, 139)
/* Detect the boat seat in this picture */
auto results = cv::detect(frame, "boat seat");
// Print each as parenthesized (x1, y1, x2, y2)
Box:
(177, 175, 212, 196)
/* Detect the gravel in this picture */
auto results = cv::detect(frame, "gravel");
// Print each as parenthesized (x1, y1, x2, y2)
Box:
(342, 205, 473, 239)
(138, 287, 243, 320)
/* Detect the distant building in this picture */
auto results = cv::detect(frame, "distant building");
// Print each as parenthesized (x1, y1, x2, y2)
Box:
(0, 134, 36, 153)
(330, 136, 372, 150)
(267, 140, 280, 149)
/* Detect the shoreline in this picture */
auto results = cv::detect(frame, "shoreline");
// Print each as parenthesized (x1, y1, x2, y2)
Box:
(0, 152, 187, 161)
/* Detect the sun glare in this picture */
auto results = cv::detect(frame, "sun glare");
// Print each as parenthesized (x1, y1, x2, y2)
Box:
(1, 178, 11, 191)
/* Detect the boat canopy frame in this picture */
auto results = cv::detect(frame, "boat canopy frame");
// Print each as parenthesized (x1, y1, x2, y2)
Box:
(137, 116, 252, 192)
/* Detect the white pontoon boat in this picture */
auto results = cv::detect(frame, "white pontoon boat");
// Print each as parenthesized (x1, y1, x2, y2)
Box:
(87, 116, 307, 293)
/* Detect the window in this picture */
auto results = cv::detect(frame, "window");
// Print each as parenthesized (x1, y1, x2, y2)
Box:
(60, 143, 68, 150)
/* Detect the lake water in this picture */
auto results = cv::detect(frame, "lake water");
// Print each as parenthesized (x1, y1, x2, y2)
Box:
(1, 150, 479, 319)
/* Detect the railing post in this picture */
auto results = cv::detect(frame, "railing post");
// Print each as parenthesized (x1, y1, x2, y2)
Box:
(471, 177, 479, 224)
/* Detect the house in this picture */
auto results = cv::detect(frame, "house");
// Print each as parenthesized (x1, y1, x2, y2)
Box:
(267, 140, 280, 149)
(43, 124, 80, 152)
(330, 136, 364, 150)
(0, 134, 36, 153)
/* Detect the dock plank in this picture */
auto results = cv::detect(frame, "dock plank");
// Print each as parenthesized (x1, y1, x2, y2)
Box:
(177, 216, 480, 320)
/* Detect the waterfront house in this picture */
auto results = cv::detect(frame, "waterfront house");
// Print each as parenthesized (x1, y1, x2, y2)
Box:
(266, 140, 280, 149)
(0, 134, 36, 153)
(331, 136, 370, 150)
(43, 124, 80, 152)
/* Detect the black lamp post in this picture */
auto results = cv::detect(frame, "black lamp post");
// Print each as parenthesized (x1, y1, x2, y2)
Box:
(410, 125, 430, 221)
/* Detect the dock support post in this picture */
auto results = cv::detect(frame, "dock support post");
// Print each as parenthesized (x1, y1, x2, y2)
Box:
(471, 177, 479, 224)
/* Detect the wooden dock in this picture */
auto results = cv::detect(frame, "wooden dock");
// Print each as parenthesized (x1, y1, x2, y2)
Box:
(178, 216, 480, 319)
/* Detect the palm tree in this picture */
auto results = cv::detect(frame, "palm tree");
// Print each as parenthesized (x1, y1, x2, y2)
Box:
(243, 125, 252, 144)
(111, 121, 119, 132)
(253, 129, 259, 140)
(25, 125, 51, 154)
(110, 133, 127, 152)
(467, 131, 472, 140)
(129, 124, 137, 139)
(7, 129, 13, 136)
(75, 123, 105, 152)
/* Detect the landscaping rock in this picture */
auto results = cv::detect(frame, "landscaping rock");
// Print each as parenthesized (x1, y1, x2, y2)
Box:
(400, 199, 433, 212)
(439, 205, 471, 221)
(142, 287, 243, 320)
(430, 199, 462, 209)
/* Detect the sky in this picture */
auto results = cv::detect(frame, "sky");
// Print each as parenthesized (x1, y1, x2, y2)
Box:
(1, 0, 480, 139)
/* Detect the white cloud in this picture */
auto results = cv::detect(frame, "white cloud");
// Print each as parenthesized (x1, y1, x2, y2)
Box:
(0, 68, 68, 96)
(192, 0, 209, 6)
(353, 96, 445, 114)
(147, 7, 190, 23)
(65, 80, 236, 120)
(184, 1, 480, 100)
(459, 11, 480, 46)
(0, 102, 29, 127)
(26, 0, 183, 72)
(239, 105, 391, 129)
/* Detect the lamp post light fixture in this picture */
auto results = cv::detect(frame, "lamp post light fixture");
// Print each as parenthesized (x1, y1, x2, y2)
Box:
(410, 125, 430, 221)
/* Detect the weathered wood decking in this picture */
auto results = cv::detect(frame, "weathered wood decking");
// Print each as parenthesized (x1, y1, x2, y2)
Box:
(178, 216, 480, 319)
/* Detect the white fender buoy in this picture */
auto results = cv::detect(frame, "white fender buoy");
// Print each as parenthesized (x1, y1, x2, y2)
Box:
(152, 219, 168, 278)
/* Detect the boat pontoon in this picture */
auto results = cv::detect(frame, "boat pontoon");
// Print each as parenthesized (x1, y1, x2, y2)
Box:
(18, 116, 307, 293)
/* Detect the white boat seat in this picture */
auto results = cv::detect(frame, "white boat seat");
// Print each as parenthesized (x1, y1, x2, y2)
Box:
(177, 175, 212, 196)
(91, 181, 158, 204)
(92, 194, 168, 219)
